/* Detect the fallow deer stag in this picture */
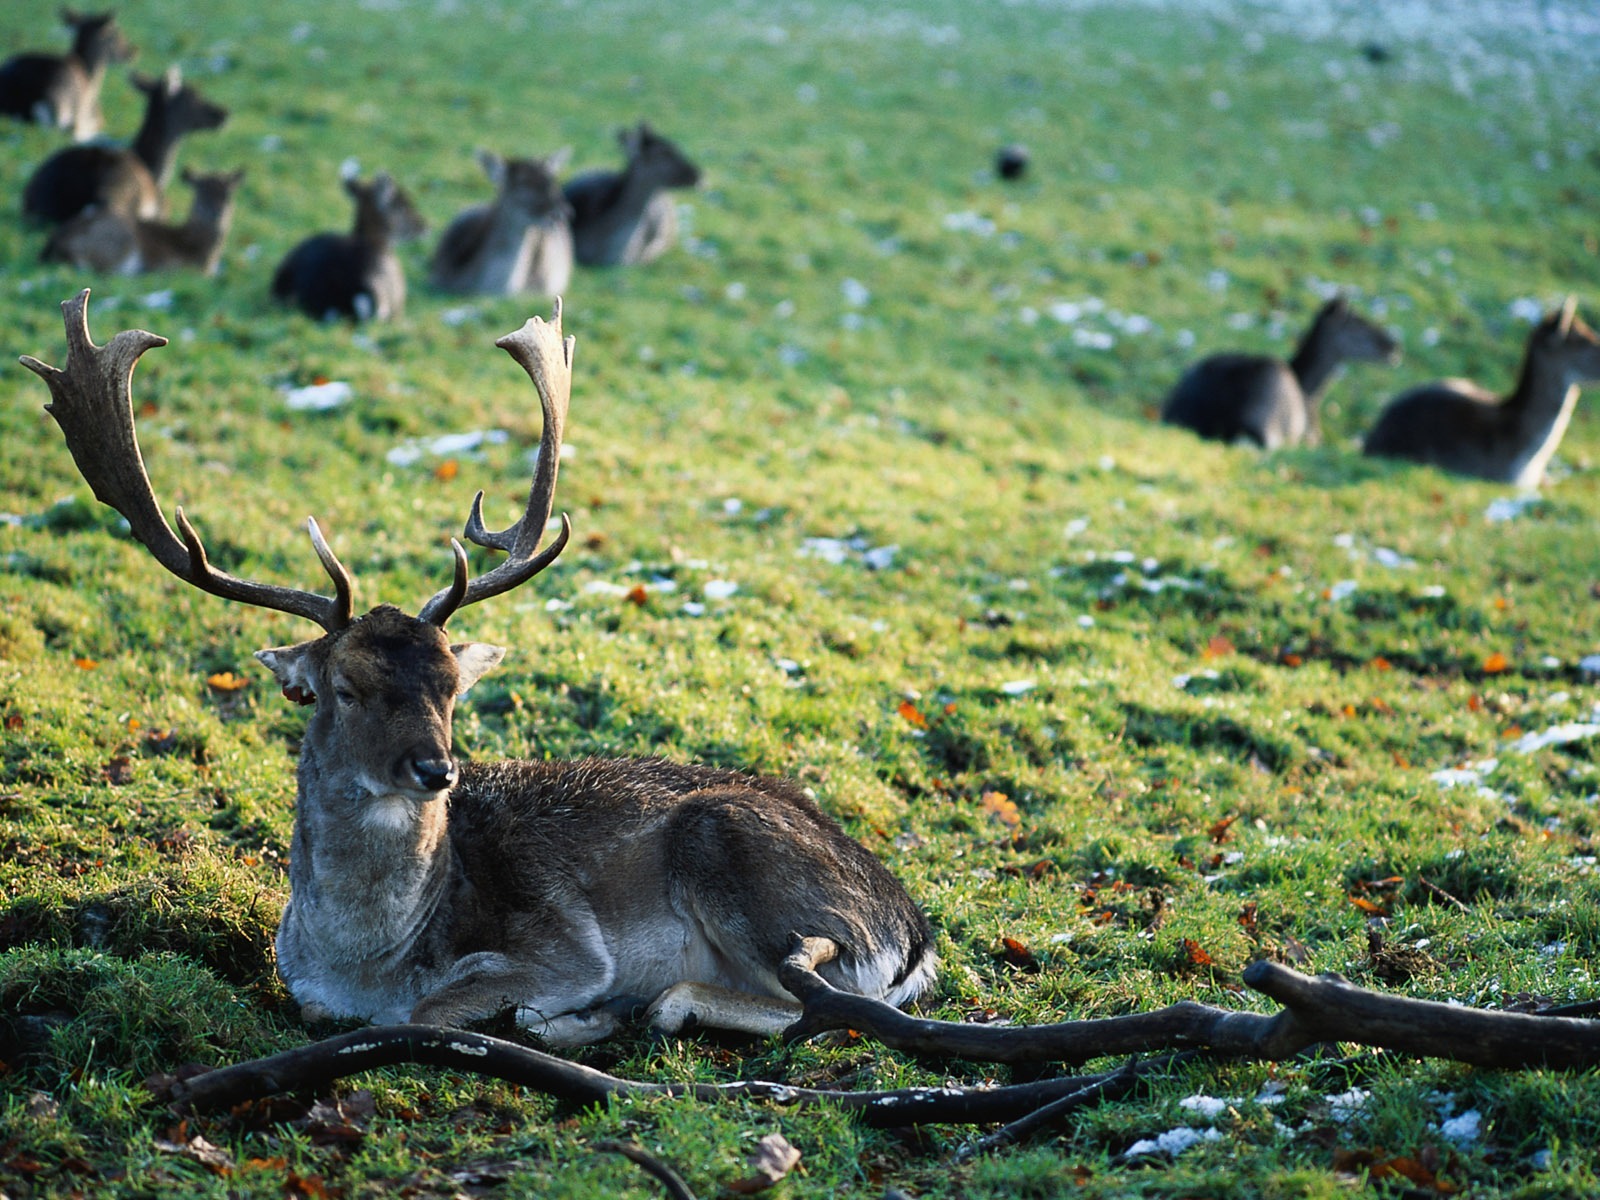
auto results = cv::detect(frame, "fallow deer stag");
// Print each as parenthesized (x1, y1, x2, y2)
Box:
(0, 9, 135, 141)
(21, 290, 936, 1046)
(1363, 297, 1600, 487)
(1161, 296, 1399, 449)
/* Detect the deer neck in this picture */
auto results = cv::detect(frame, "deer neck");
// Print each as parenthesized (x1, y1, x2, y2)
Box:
(1287, 324, 1346, 404)
(352, 206, 395, 251)
(1499, 349, 1583, 487)
(286, 732, 455, 956)
(131, 107, 184, 189)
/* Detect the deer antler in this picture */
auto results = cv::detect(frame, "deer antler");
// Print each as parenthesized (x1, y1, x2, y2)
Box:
(20, 290, 354, 632)
(417, 299, 574, 627)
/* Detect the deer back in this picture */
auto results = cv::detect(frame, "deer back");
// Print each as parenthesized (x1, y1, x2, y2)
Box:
(430, 149, 574, 296)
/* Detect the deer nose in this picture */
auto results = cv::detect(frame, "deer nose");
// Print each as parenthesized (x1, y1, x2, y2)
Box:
(409, 756, 457, 793)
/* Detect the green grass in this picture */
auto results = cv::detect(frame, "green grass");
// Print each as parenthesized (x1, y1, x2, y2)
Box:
(3, 0, 1600, 1195)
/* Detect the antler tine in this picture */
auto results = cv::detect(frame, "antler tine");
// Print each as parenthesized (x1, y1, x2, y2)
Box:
(21, 290, 354, 633)
(418, 299, 575, 627)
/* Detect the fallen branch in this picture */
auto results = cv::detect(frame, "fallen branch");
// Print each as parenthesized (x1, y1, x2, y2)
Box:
(166, 1024, 1142, 1124)
(950, 1058, 1144, 1164)
(596, 1141, 698, 1200)
(778, 946, 1600, 1071)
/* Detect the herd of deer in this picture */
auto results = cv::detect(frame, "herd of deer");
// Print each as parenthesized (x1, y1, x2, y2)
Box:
(5, 13, 702, 320)
(7, 11, 1598, 1047)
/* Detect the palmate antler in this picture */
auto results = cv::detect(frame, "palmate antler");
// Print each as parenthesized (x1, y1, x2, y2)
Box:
(20, 289, 573, 632)
(21, 289, 354, 631)
(417, 298, 574, 627)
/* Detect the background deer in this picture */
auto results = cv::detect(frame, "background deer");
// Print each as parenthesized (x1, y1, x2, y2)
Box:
(1363, 297, 1600, 487)
(0, 9, 135, 141)
(40, 166, 243, 276)
(564, 121, 701, 267)
(21, 66, 227, 225)
(430, 148, 574, 297)
(21, 291, 935, 1046)
(1160, 297, 1399, 449)
(270, 170, 426, 322)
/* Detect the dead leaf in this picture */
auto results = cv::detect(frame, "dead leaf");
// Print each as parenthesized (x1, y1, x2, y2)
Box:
(980, 791, 1021, 828)
(896, 700, 927, 728)
(1179, 938, 1214, 967)
(434, 459, 460, 482)
(155, 1133, 235, 1175)
(103, 755, 134, 785)
(74, 657, 98, 670)
(625, 583, 650, 607)
(1482, 652, 1509, 674)
(725, 1132, 801, 1194)
(206, 671, 250, 692)
(1203, 634, 1235, 659)
(3, 714, 21, 730)
(1208, 814, 1238, 844)
(997, 935, 1039, 971)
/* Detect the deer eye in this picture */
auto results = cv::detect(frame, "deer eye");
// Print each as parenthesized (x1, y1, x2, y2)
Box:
(334, 686, 358, 705)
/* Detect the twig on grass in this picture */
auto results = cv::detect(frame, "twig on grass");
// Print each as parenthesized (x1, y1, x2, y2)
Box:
(596, 1141, 699, 1200)
(950, 1057, 1150, 1164)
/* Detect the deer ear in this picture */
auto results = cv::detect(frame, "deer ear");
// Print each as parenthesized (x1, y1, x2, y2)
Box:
(256, 642, 322, 704)
(450, 642, 505, 695)
(475, 148, 505, 184)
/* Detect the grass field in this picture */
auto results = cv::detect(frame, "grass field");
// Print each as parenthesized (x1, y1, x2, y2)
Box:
(2, 0, 1599, 1195)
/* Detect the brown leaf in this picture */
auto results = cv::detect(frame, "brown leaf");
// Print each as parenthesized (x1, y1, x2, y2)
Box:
(1482, 651, 1509, 674)
(1207, 814, 1238, 844)
(625, 583, 650, 607)
(206, 670, 250, 693)
(996, 935, 1039, 971)
(725, 1132, 802, 1194)
(1203, 634, 1235, 660)
(155, 1133, 235, 1175)
(1349, 894, 1389, 917)
(103, 755, 134, 785)
(896, 699, 927, 728)
(1179, 937, 1214, 967)
(980, 791, 1021, 828)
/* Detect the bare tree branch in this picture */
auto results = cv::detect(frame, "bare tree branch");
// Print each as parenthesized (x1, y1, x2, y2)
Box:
(778, 951, 1600, 1071)
(165, 1024, 1133, 1125)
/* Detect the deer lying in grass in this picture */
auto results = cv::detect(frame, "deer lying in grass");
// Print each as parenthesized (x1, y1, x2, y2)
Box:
(431, 148, 573, 297)
(271, 171, 427, 322)
(21, 66, 228, 225)
(1363, 298, 1600, 487)
(41, 166, 243, 276)
(1161, 297, 1399, 449)
(564, 122, 701, 267)
(0, 9, 135, 141)
(22, 290, 935, 1045)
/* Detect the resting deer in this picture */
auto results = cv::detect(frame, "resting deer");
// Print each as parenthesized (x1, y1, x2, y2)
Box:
(564, 122, 701, 267)
(431, 149, 574, 297)
(1161, 297, 1399, 449)
(21, 290, 935, 1045)
(0, 9, 135, 141)
(41, 166, 244, 276)
(21, 66, 228, 225)
(270, 171, 427, 322)
(1363, 297, 1600, 487)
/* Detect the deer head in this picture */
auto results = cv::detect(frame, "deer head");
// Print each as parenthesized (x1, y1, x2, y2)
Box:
(22, 289, 573, 799)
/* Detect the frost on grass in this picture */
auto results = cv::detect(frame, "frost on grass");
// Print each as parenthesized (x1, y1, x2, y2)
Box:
(283, 381, 353, 411)
(1485, 495, 1542, 522)
(1431, 705, 1600, 797)
(386, 429, 509, 467)
(799, 536, 899, 570)
(1123, 1126, 1223, 1159)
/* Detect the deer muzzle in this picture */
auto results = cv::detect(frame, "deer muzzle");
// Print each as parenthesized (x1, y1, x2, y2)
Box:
(407, 755, 458, 794)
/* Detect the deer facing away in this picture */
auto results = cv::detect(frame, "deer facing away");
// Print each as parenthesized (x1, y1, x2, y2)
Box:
(1363, 298, 1600, 488)
(270, 171, 427, 322)
(431, 148, 574, 297)
(21, 66, 228, 225)
(564, 122, 702, 267)
(0, 8, 135, 141)
(41, 166, 244, 276)
(1161, 297, 1399, 449)
(21, 291, 936, 1045)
